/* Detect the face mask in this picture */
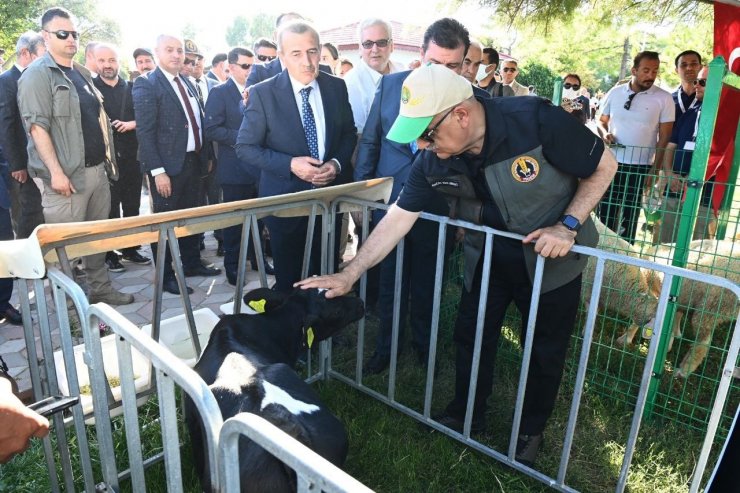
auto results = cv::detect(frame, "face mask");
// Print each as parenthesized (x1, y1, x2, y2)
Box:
(562, 87, 579, 100)
(476, 63, 490, 81)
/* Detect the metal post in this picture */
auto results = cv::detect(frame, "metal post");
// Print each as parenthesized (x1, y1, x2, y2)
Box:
(552, 77, 564, 105)
(643, 56, 725, 418)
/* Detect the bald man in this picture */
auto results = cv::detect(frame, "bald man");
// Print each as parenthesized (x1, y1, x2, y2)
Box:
(133, 34, 220, 296)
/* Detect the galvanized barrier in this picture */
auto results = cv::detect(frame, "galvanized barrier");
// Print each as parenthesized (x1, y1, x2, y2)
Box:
(219, 413, 373, 493)
(6, 181, 389, 492)
(328, 195, 740, 493)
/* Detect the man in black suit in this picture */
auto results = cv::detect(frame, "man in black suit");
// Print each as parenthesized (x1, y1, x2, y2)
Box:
(206, 53, 228, 83)
(133, 34, 220, 295)
(204, 47, 265, 285)
(236, 20, 356, 292)
(0, 31, 46, 239)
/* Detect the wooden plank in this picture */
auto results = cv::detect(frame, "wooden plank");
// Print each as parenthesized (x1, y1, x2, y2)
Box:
(32, 178, 392, 263)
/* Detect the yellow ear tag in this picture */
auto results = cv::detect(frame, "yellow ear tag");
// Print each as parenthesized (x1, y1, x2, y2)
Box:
(306, 327, 315, 348)
(248, 299, 267, 313)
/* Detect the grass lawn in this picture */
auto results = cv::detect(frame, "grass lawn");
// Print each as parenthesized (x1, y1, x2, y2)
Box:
(2, 303, 732, 493)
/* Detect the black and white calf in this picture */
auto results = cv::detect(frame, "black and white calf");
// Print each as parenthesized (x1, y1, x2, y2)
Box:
(184, 287, 364, 493)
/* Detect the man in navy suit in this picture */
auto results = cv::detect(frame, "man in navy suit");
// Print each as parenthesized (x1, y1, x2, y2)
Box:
(355, 18, 489, 374)
(133, 34, 220, 295)
(0, 31, 46, 239)
(204, 47, 264, 285)
(236, 20, 356, 292)
(0, 148, 22, 324)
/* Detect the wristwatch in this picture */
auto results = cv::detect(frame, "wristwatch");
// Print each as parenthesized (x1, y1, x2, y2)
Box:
(560, 214, 581, 232)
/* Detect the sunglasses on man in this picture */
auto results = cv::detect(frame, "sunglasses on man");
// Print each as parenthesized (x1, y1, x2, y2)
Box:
(45, 29, 79, 40)
(502, 67, 517, 73)
(693, 78, 707, 87)
(257, 54, 277, 62)
(361, 39, 390, 49)
(624, 92, 637, 110)
(563, 82, 580, 90)
(183, 58, 196, 66)
(419, 106, 457, 143)
(234, 63, 252, 70)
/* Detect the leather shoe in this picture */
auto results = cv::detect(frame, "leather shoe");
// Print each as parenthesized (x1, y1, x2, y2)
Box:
(432, 411, 486, 434)
(364, 352, 390, 375)
(121, 251, 151, 265)
(515, 433, 543, 467)
(184, 264, 222, 277)
(163, 278, 193, 295)
(216, 241, 225, 257)
(251, 259, 275, 275)
(1, 306, 23, 325)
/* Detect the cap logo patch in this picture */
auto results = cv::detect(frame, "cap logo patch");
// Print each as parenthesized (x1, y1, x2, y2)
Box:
(401, 86, 410, 104)
(511, 156, 539, 183)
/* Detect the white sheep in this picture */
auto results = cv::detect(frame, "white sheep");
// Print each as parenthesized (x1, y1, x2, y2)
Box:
(581, 216, 658, 346)
(638, 239, 740, 377)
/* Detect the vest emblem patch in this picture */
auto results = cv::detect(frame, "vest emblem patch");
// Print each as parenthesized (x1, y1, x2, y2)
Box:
(511, 156, 539, 183)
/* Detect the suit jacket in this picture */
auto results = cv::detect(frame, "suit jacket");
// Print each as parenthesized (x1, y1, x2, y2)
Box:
(235, 70, 356, 198)
(133, 67, 210, 176)
(206, 70, 220, 82)
(356, 71, 490, 202)
(0, 66, 29, 173)
(204, 78, 258, 186)
(246, 59, 334, 88)
(508, 79, 530, 97)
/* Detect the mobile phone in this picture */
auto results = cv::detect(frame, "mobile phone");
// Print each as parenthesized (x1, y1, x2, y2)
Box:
(27, 395, 79, 417)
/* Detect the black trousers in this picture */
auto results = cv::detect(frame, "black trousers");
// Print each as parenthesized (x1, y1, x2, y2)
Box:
(148, 154, 202, 280)
(375, 218, 452, 357)
(445, 253, 581, 436)
(221, 183, 259, 283)
(597, 163, 650, 244)
(109, 157, 143, 255)
(0, 204, 14, 310)
(265, 213, 342, 293)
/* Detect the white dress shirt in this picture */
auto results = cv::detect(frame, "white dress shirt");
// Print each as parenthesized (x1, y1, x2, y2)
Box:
(344, 59, 404, 133)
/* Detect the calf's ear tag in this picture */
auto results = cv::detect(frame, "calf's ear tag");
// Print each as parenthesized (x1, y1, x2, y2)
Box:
(249, 299, 267, 313)
(306, 327, 315, 348)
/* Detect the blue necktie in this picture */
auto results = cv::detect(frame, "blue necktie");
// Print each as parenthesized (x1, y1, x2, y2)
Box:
(300, 87, 319, 160)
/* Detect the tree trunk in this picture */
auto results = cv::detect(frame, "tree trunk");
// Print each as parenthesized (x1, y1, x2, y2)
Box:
(618, 37, 631, 81)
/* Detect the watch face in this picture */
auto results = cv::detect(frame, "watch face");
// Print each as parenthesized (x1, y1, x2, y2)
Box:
(562, 215, 580, 230)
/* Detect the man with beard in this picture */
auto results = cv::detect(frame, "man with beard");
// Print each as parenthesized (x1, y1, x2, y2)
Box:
(596, 51, 674, 244)
(93, 43, 151, 271)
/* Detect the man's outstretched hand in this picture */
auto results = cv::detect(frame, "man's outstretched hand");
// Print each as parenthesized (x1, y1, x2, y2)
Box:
(294, 271, 356, 299)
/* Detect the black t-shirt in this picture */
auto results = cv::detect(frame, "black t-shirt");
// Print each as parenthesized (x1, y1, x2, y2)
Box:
(59, 65, 106, 166)
(397, 96, 604, 259)
(93, 76, 138, 163)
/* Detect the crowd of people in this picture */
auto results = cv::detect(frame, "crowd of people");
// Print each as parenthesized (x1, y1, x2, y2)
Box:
(0, 5, 713, 468)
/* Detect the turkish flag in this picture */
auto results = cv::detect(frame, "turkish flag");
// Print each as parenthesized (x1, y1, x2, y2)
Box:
(708, 3, 740, 213)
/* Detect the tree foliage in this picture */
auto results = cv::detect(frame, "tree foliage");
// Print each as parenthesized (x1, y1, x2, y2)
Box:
(518, 61, 559, 98)
(226, 16, 250, 46)
(249, 13, 276, 41)
(474, 0, 706, 32)
(0, 0, 121, 67)
(477, 1, 713, 94)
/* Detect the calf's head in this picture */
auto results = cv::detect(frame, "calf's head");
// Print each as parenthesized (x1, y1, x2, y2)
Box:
(243, 287, 364, 351)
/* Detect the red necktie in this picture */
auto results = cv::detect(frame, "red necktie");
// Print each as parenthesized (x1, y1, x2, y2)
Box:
(173, 76, 202, 151)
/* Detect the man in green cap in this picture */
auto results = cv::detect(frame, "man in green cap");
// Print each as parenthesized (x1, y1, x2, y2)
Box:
(298, 63, 617, 466)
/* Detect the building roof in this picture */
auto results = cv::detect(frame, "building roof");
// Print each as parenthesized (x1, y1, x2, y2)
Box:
(320, 20, 425, 52)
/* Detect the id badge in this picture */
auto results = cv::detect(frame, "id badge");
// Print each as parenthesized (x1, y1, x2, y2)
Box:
(684, 141, 696, 151)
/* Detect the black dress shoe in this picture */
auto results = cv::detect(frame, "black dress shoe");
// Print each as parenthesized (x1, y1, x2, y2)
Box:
(121, 251, 152, 265)
(1, 306, 23, 325)
(251, 259, 275, 275)
(184, 265, 222, 277)
(364, 352, 391, 375)
(162, 278, 194, 295)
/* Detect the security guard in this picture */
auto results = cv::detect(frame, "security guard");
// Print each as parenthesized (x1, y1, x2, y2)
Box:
(297, 64, 617, 466)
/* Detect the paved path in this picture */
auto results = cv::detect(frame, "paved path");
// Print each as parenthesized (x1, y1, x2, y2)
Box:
(0, 231, 273, 396)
